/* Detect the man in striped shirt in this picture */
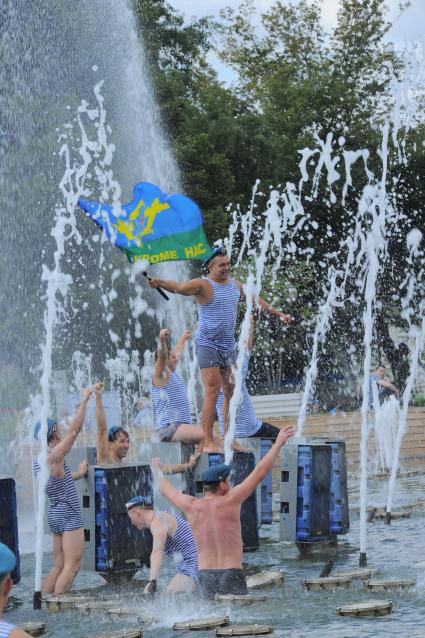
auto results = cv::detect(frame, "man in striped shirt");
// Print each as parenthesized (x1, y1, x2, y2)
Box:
(148, 246, 293, 452)
(126, 496, 198, 594)
(94, 383, 131, 464)
(216, 316, 280, 441)
(152, 328, 204, 444)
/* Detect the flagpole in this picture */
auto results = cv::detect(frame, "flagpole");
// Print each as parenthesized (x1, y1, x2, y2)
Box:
(142, 271, 169, 301)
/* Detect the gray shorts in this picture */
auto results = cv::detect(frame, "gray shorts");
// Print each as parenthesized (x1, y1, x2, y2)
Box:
(157, 423, 181, 442)
(195, 345, 236, 370)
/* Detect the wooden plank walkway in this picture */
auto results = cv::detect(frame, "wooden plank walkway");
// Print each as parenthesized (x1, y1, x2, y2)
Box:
(265, 408, 425, 474)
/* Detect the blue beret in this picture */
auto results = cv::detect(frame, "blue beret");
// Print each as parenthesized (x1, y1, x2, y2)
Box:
(201, 463, 230, 484)
(125, 495, 153, 511)
(33, 418, 57, 441)
(0, 543, 16, 577)
(203, 245, 227, 266)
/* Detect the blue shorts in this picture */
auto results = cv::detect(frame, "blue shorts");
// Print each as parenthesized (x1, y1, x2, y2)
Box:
(195, 345, 236, 370)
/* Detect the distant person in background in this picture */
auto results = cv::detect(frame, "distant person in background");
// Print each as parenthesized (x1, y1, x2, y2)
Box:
(33, 387, 92, 594)
(95, 382, 130, 464)
(368, 365, 399, 407)
(126, 496, 198, 595)
(152, 328, 203, 444)
(216, 316, 280, 441)
(0, 543, 32, 638)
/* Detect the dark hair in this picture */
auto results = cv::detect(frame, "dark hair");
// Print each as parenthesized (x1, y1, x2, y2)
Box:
(203, 482, 220, 493)
(108, 426, 129, 442)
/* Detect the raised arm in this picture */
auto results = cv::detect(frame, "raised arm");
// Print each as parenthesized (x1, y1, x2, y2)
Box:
(174, 329, 191, 362)
(93, 382, 108, 464)
(148, 277, 210, 302)
(151, 458, 196, 513)
(228, 426, 295, 505)
(49, 388, 92, 462)
(153, 329, 170, 387)
(238, 282, 293, 325)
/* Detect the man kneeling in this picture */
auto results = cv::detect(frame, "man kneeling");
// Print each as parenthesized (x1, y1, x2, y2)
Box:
(126, 496, 198, 594)
(151, 425, 294, 598)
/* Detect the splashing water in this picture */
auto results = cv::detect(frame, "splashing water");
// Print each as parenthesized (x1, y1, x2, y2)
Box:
(33, 84, 112, 590)
(221, 42, 425, 563)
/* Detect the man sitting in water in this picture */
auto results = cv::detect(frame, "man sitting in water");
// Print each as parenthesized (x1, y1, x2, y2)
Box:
(126, 496, 198, 595)
(152, 328, 203, 445)
(151, 425, 294, 598)
(95, 382, 130, 464)
(0, 544, 32, 638)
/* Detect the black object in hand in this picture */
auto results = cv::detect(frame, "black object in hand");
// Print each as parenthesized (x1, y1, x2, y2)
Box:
(146, 579, 157, 596)
(142, 271, 169, 301)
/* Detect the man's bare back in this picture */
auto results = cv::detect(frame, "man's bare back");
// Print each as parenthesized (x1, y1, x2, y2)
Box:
(152, 425, 295, 573)
(184, 493, 243, 569)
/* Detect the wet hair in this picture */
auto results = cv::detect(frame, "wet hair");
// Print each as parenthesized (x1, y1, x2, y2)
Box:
(33, 419, 58, 444)
(108, 426, 129, 442)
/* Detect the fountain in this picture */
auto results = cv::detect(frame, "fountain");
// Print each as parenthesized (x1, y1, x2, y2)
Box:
(2, 0, 425, 636)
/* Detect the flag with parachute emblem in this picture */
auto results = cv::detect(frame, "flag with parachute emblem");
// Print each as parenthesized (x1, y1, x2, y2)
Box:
(78, 181, 212, 264)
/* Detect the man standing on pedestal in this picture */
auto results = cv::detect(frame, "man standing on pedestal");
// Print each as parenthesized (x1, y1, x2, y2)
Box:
(148, 246, 293, 452)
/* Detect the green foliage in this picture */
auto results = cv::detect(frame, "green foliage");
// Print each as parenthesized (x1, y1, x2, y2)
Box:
(232, 260, 321, 392)
(412, 392, 425, 407)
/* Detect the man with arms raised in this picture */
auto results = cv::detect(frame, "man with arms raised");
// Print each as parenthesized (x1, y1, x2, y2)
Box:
(151, 425, 294, 597)
(148, 246, 293, 452)
(152, 328, 203, 444)
(95, 382, 131, 464)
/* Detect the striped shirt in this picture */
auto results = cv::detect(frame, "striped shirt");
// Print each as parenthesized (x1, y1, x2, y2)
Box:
(368, 374, 380, 406)
(0, 621, 15, 638)
(33, 458, 83, 533)
(163, 512, 198, 578)
(152, 371, 191, 430)
(195, 277, 240, 352)
(217, 351, 261, 437)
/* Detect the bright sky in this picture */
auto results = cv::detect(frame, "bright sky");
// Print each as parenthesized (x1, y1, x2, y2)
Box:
(170, 0, 425, 82)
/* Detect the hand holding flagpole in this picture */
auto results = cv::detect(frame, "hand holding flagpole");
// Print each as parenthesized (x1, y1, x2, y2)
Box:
(143, 272, 169, 301)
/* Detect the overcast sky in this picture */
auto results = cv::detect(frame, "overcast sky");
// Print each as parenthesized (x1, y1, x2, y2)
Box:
(170, 0, 425, 83)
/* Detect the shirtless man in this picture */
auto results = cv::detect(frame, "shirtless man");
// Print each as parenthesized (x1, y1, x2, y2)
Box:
(94, 382, 130, 464)
(0, 544, 32, 638)
(151, 425, 294, 597)
(148, 246, 293, 452)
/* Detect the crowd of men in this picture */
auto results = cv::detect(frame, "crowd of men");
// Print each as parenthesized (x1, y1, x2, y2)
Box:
(6, 246, 400, 627)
